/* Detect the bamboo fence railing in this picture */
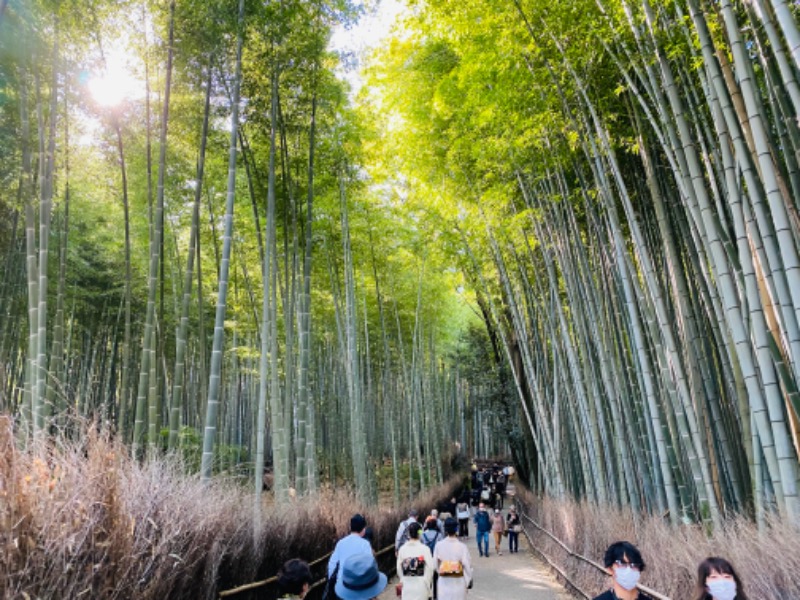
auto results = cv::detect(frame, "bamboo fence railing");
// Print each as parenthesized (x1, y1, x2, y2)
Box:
(219, 543, 397, 598)
(516, 500, 670, 600)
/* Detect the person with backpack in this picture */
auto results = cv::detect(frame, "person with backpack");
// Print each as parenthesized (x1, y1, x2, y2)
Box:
(433, 518, 472, 600)
(328, 514, 371, 576)
(325, 514, 372, 600)
(422, 518, 443, 553)
(396, 523, 434, 600)
(422, 518, 444, 599)
(473, 503, 491, 557)
(395, 508, 419, 555)
(335, 553, 388, 600)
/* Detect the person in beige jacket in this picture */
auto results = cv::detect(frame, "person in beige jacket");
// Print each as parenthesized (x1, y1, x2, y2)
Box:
(490, 509, 506, 556)
(396, 523, 434, 600)
(433, 518, 472, 600)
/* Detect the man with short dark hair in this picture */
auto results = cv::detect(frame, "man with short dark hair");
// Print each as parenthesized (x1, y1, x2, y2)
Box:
(328, 514, 372, 577)
(278, 559, 312, 599)
(592, 541, 653, 600)
(473, 502, 491, 557)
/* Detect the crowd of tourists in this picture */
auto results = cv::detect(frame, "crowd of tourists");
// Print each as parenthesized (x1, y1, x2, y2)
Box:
(276, 510, 746, 600)
(468, 461, 511, 510)
(273, 465, 747, 600)
(277, 517, 746, 600)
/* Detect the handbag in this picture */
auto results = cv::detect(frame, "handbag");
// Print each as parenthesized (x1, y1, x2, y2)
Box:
(438, 560, 464, 577)
(512, 524, 522, 533)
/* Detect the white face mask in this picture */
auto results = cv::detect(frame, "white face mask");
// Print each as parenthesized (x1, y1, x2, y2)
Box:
(615, 566, 641, 591)
(707, 579, 737, 600)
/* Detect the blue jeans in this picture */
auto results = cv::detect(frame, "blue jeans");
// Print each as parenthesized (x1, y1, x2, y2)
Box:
(508, 531, 519, 553)
(476, 530, 489, 556)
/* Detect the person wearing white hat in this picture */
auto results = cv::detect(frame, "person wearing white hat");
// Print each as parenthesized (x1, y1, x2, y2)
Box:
(335, 553, 388, 600)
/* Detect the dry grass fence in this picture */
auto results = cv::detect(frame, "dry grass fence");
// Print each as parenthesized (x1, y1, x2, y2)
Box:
(0, 417, 462, 600)
(512, 486, 800, 600)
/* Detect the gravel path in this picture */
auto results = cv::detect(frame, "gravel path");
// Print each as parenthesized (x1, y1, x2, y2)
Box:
(379, 505, 569, 600)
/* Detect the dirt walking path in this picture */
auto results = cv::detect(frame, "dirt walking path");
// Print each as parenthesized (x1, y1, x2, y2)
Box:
(379, 506, 569, 600)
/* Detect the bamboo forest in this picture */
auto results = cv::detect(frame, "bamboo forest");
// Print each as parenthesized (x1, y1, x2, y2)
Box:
(2, 0, 800, 598)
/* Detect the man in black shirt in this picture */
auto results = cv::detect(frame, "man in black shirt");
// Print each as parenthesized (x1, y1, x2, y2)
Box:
(592, 541, 654, 600)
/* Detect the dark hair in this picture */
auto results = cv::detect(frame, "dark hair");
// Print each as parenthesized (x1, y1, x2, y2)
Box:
(408, 522, 422, 540)
(278, 559, 312, 596)
(350, 514, 367, 533)
(603, 541, 646, 572)
(424, 517, 439, 531)
(695, 557, 748, 600)
(444, 517, 458, 535)
(363, 527, 374, 544)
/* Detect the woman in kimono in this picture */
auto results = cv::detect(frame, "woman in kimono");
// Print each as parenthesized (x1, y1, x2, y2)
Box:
(432, 518, 472, 600)
(396, 523, 434, 600)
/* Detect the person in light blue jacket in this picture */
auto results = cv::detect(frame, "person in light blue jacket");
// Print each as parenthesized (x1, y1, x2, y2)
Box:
(328, 514, 372, 577)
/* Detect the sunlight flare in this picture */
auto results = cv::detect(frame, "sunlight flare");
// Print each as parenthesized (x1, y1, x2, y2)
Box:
(88, 69, 140, 107)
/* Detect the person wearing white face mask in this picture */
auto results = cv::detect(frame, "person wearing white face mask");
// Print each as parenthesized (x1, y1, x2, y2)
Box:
(695, 557, 749, 600)
(591, 541, 654, 600)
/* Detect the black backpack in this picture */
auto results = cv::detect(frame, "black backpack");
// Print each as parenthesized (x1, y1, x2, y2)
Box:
(322, 563, 341, 600)
(398, 521, 412, 549)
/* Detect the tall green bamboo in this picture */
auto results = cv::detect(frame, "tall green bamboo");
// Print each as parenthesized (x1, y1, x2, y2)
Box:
(169, 62, 212, 450)
(201, 0, 245, 484)
(133, 0, 176, 457)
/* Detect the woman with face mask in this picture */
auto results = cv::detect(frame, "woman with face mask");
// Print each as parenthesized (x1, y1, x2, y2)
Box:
(695, 557, 748, 600)
(591, 541, 654, 600)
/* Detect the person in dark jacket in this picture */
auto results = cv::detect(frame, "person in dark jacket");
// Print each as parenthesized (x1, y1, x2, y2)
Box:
(505, 506, 521, 553)
(472, 502, 491, 557)
(591, 541, 654, 600)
